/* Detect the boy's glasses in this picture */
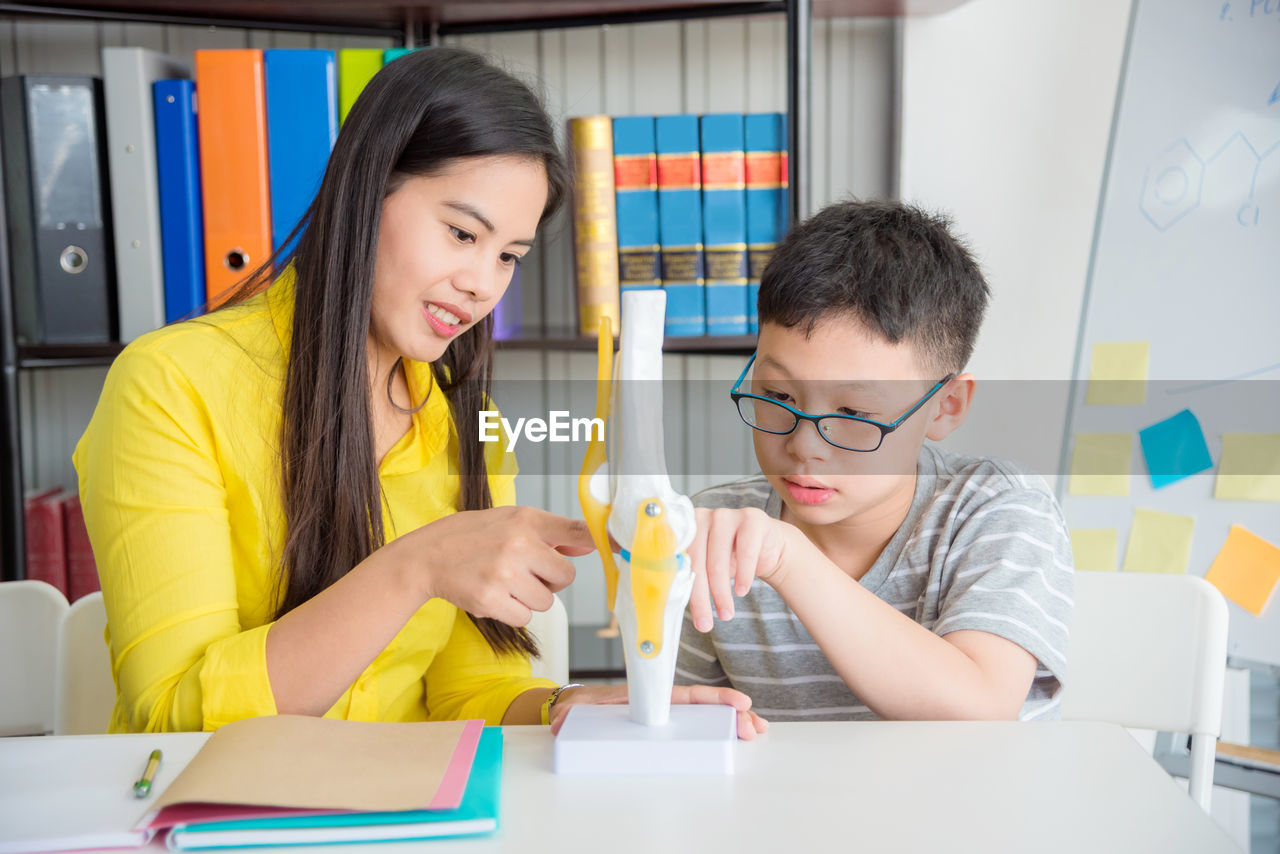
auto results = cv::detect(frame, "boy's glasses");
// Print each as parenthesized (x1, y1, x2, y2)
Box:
(729, 353, 955, 453)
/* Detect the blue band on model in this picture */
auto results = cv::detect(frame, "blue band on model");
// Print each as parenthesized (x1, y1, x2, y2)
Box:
(616, 548, 685, 570)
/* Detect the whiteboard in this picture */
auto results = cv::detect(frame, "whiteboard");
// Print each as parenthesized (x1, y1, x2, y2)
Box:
(1057, 0, 1280, 667)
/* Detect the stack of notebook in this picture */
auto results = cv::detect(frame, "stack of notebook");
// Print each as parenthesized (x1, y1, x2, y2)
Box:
(0, 716, 502, 853)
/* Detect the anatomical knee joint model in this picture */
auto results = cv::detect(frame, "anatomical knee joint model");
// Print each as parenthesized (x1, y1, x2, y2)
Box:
(578, 290, 696, 725)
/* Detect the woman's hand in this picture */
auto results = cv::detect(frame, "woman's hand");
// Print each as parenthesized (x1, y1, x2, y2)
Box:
(687, 506, 800, 632)
(395, 505, 595, 626)
(547, 683, 769, 740)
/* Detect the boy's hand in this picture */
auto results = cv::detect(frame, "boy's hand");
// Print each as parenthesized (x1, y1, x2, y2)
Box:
(687, 506, 793, 632)
(547, 683, 768, 740)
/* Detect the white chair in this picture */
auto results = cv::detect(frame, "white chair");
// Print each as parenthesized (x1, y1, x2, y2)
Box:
(45, 589, 566, 736)
(0, 580, 69, 736)
(526, 593, 570, 685)
(54, 591, 115, 735)
(1062, 572, 1228, 812)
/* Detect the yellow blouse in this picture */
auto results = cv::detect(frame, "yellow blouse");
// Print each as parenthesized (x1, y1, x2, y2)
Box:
(73, 278, 552, 733)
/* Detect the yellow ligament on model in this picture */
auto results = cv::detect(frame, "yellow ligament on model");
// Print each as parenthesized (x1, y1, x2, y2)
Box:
(577, 315, 620, 612)
(629, 497, 680, 659)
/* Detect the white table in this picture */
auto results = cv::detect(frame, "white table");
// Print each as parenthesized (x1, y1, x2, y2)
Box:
(1, 721, 1241, 853)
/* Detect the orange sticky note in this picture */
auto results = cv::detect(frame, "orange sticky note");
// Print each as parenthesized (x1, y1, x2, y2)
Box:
(1205, 526, 1280, 616)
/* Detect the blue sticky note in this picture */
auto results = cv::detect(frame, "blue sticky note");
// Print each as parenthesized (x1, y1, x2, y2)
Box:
(1139, 409, 1213, 489)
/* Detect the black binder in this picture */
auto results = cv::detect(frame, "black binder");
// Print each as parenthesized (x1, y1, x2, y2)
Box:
(1, 75, 116, 344)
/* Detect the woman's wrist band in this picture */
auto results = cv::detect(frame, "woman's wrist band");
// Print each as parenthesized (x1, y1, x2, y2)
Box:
(540, 683, 585, 725)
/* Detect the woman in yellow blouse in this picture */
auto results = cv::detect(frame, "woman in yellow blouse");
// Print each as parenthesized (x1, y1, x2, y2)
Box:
(75, 47, 764, 738)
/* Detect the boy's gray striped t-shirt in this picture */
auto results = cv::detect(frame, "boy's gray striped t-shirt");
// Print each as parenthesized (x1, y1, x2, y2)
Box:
(675, 445, 1074, 721)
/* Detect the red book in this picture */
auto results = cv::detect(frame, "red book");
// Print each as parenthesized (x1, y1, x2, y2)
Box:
(61, 494, 100, 602)
(24, 487, 67, 595)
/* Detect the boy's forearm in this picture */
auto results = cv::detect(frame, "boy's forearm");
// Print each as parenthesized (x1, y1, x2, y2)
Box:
(771, 540, 1024, 720)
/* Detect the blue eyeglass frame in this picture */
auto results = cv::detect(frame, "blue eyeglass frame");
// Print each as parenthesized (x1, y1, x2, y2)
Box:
(729, 353, 956, 453)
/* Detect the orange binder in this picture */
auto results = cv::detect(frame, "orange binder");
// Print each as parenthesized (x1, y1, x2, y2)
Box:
(194, 50, 272, 307)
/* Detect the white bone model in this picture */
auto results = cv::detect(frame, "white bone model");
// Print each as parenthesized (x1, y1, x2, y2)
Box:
(579, 290, 697, 725)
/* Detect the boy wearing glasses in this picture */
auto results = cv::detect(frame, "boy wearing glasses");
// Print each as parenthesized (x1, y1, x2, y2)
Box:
(676, 200, 1073, 721)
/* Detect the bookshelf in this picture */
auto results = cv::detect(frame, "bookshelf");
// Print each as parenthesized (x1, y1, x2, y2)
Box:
(0, 1, 965, 595)
(0, 0, 802, 583)
(15, 343, 124, 369)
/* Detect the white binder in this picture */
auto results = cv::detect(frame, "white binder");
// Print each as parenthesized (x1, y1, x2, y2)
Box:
(102, 47, 190, 342)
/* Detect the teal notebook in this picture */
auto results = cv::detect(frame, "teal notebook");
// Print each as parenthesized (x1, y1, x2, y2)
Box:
(165, 728, 502, 850)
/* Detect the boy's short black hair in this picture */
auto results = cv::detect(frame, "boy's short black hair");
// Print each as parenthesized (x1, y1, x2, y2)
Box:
(757, 199, 990, 374)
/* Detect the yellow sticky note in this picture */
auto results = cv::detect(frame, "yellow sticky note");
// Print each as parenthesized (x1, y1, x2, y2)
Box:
(1068, 433, 1132, 496)
(1205, 526, 1280, 616)
(1123, 508, 1194, 574)
(1070, 529, 1118, 572)
(1215, 434, 1280, 502)
(1087, 341, 1150, 405)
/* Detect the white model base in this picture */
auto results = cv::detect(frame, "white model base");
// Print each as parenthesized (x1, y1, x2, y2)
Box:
(553, 704, 736, 775)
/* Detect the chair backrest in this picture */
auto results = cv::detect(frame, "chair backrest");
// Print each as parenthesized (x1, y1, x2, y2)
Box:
(40, 590, 566, 736)
(0, 580, 69, 736)
(54, 591, 115, 735)
(1062, 572, 1228, 736)
(526, 594, 570, 685)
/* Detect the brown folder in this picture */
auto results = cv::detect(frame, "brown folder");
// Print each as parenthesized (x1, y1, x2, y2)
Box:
(139, 716, 478, 828)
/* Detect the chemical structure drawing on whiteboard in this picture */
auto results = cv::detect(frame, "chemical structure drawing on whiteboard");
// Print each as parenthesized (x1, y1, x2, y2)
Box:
(1139, 132, 1279, 231)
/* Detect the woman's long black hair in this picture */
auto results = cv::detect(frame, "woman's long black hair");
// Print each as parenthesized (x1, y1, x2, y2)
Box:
(232, 47, 570, 658)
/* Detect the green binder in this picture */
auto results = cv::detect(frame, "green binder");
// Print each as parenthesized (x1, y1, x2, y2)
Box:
(337, 48, 384, 125)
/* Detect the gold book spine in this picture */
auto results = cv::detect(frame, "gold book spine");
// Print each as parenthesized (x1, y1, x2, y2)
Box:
(569, 116, 620, 337)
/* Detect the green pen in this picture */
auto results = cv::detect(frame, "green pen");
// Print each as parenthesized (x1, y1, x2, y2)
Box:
(133, 749, 162, 798)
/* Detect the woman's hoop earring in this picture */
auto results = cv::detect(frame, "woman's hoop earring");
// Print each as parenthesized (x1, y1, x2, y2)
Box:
(387, 356, 431, 415)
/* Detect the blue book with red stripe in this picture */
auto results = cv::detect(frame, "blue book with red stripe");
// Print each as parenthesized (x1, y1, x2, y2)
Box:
(656, 115, 705, 337)
(745, 113, 788, 334)
(701, 114, 748, 336)
(613, 116, 661, 300)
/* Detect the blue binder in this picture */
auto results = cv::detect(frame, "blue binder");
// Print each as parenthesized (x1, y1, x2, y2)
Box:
(263, 49, 338, 258)
(152, 78, 205, 323)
